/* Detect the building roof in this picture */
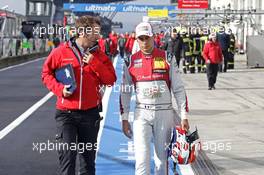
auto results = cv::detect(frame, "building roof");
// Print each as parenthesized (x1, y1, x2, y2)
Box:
(53, 0, 134, 6)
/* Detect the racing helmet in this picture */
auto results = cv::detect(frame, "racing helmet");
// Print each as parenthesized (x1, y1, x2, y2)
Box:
(168, 126, 201, 164)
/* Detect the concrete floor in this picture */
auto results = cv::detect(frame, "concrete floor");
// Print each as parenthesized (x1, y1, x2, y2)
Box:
(182, 54, 264, 175)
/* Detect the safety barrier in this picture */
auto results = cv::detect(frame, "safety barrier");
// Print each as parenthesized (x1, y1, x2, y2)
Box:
(247, 35, 264, 67)
(0, 38, 53, 59)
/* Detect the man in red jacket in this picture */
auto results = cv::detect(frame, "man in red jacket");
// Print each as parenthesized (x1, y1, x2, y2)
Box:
(203, 32, 223, 90)
(109, 31, 118, 58)
(42, 16, 116, 175)
(125, 32, 136, 56)
(98, 34, 106, 53)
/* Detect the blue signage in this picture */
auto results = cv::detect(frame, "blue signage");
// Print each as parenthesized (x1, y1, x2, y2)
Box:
(63, 3, 177, 13)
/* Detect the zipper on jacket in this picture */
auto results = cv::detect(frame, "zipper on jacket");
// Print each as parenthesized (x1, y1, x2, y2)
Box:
(79, 65, 83, 109)
(69, 40, 85, 110)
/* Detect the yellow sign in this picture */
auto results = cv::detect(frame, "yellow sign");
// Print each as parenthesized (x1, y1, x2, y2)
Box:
(148, 9, 168, 18)
(154, 57, 166, 69)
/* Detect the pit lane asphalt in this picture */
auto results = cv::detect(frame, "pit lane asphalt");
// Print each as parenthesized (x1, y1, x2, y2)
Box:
(0, 58, 59, 174)
(1, 54, 262, 175)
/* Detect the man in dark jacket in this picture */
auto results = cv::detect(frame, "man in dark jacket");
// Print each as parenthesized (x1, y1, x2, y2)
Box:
(217, 27, 230, 72)
(191, 30, 202, 73)
(118, 34, 126, 58)
(162, 28, 183, 67)
(228, 29, 236, 69)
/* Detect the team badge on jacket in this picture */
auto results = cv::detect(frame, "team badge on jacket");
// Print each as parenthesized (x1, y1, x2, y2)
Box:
(154, 57, 166, 69)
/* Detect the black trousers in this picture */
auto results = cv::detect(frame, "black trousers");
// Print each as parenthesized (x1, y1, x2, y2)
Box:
(222, 50, 229, 72)
(183, 56, 192, 73)
(119, 47, 125, 58)
(207, 63, 218, 87)
(194, 54, 203, 72)
(175, 56, 181, 68)
(55, 108, 102, 175)
(228, 52, 235, 69)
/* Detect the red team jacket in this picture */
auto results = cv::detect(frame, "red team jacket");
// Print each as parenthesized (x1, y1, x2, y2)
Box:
(203, 41, 223, 64)
(98, 38, 106, 53)
(42, 40, 116, 110)
(125, 37, 136, 54)
(109, 34, 118, 56)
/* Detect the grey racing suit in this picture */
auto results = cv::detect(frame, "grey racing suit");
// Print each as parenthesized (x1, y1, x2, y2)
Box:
(120, 48, 189, 175)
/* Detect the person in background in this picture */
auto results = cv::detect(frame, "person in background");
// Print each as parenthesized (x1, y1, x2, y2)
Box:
(199, 31, 209, 73)
(228, 29, 236, 69)
(52, 37, 61, 48)
(118, 34, 126, 58)
(203, 33, 223, 90)
(158, 31, 166, 48)
(105, 37, 112, 58)
(109, 31, 118, 59)
(98, 35, 106, 53)
(182, 31, 193, 74)
(217, 26, 230, 72)
(162, 28, 183, 68)
(124, 32, 130, 43)
(125, 32, 136, 62)
(191, 29, 201, 73)
(154, 33, 161, 48)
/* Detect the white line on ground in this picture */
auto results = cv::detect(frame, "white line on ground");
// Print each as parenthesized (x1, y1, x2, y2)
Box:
(179, 164, 195, 175)
(0, 92, 54, 140)
(0, 57, 46, 72)
(95, 56, 196, 175)
(96, 56, 118, 158)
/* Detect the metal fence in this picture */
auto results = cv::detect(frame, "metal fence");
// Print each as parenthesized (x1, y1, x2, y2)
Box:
(0, 38, 53, 59)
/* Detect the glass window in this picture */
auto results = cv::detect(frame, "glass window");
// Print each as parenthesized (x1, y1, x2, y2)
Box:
(29, 2, 50, 16)
(3, 18, 8, 36)
(0, 18, 4, 32)
(4, 18, 16, 37)
(16, 18, 20, 35)
(46, 2, 51, 16)
(11, 18, 15, 36)
(36, 2, 45, 16)
(29, 2, 37, 15)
